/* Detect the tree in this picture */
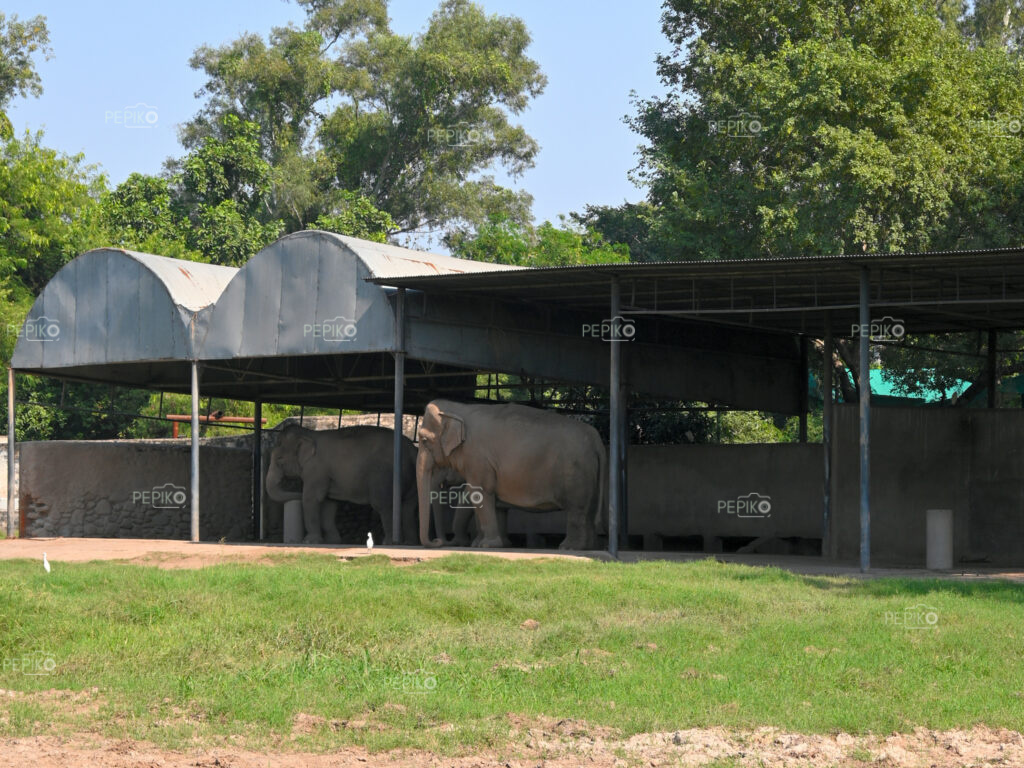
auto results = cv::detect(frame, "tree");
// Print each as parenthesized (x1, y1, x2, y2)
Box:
(100, 173, 200, 260)
(0, 130, 104, 298)
(626, 0, 1024, 260)
(184, 0, 546, 239)
(448, 215, 629, 266)
(0, 12, 50, 138)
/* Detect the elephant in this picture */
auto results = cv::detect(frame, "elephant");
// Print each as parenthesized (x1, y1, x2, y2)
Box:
(429, 467, 508, 546)
(416, 399, 606, 550)
(266, 424, 417, 544)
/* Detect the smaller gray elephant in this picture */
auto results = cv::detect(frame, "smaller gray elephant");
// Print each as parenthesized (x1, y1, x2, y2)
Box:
(266, 424, 417, 544)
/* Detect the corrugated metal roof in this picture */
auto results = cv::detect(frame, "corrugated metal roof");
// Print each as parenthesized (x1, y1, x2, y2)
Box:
(124, 251, 237, 311)
(368, 245, 1024, 336)
(12, 248, 237, 370)
(312, 231, 523, 279)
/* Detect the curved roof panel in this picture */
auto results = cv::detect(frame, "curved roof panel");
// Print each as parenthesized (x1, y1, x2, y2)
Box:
(12, 248, 237, 370)
(199, 230, 521, 359)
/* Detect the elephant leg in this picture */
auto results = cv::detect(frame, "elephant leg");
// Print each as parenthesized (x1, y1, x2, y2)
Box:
(452, 507, 473, 546)
(377, 503, 395, 545)
(475, 494, 507, 548)
(320, 500, 342, 544)
(302, 497, 324, 544)
(559, 507, 596, 551)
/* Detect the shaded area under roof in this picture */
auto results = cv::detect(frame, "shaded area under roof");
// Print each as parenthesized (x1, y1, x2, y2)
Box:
(369, 246, 1024, 337)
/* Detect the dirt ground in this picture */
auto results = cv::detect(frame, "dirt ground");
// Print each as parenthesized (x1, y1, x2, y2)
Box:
(3, 536, 1024, 581)
(1, 718, 1022, 767)
(2, 537, 1023, 766)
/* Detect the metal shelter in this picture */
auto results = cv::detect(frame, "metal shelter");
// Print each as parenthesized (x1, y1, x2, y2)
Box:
(10, 233, 1024, 569)
(374, 245, 1024, 569)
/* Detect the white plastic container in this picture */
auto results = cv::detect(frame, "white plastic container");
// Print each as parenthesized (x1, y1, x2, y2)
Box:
(926, 508, 953, 570)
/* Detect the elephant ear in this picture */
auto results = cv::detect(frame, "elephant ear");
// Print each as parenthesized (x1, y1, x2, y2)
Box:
(439, 413, 465, 457)
(297, 435, 317, 465)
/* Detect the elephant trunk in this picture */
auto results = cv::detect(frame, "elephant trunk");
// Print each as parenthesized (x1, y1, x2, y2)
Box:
(265, 460, 301, 503)
(417, 448, 443, 547)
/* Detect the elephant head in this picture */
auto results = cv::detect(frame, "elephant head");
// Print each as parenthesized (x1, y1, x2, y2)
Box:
(266, 425, 316, 503)
(416, 403, 466, 547)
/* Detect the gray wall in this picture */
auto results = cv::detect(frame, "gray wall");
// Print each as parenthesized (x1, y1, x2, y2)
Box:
(830, 405, 1024, 566)
(625, 444, 824, 546)
(20, 439, 252, 540)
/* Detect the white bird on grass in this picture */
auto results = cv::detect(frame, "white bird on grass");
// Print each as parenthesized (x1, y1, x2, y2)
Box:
(43, 552, 50, 573)
(366, 532, 374, 550)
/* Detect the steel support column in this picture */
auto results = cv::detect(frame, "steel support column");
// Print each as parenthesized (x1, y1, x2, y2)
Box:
(392, 287, 406, 545)
(618, 381, 629, 550)
(822, 315, 833, 558)
(6, 367, 15, 538)
(253, 399, 263, 541)
(987, 329, 997, 409)
(608, 277, 622, 558)
(799, 336, 809, 442)
(190, 361, 200, 543)
(858, 269, 871, 572)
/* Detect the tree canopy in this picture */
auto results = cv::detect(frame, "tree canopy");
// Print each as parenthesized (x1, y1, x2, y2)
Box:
(627, 0, 1024, 260)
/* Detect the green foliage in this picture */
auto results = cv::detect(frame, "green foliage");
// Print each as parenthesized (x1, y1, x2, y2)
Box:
(571, 202, 674, 263)
(0, 12, 50, 133)
(0, 376, 151, 441)
(627, 0, 1024, 259)
(100, 173, 200, 260)
(185, 0, 547, 238)
(449, 215, 629, 266)
(102, 116, 285, 267)
(0, 130, 104, 297)
(308, 190, 396, 242)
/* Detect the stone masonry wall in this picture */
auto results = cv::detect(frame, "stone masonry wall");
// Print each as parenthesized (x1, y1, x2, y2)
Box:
(20, 439, 251, 541)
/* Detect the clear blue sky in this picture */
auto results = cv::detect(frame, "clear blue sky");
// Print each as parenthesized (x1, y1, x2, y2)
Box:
(6, 0, 668, 230)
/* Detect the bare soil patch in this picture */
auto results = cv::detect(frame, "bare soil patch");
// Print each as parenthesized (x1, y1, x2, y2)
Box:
(1, 720, 1022, 767)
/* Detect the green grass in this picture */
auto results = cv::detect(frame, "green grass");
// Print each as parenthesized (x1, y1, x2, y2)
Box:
(0, 553, 1022, 752)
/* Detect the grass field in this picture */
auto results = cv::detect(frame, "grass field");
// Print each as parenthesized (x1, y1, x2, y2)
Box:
(0, 554, 1022, 753)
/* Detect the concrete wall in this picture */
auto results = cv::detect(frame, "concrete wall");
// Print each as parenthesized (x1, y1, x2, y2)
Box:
(0, 436, 18, 534)
(624, 443, 824, 549)
(830, 405, 1024, 567)
(20, 439, 252, 540)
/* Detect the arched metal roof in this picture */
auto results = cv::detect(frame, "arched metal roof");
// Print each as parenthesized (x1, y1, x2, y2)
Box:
(12, 248, 237, 371)
(198, 230, 519, 359)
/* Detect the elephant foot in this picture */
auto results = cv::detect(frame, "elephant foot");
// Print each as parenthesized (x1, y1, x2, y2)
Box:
(451, 535, 471, 547)
(303, 533, 324, 545)
(323, 530, 342, 544)
(476, 535, 506, 548)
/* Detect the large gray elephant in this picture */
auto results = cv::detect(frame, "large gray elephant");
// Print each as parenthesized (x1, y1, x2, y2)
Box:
(266, 425, 417, 544)
(428, 467, 508, 546)
(416, 399, 606, 550)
